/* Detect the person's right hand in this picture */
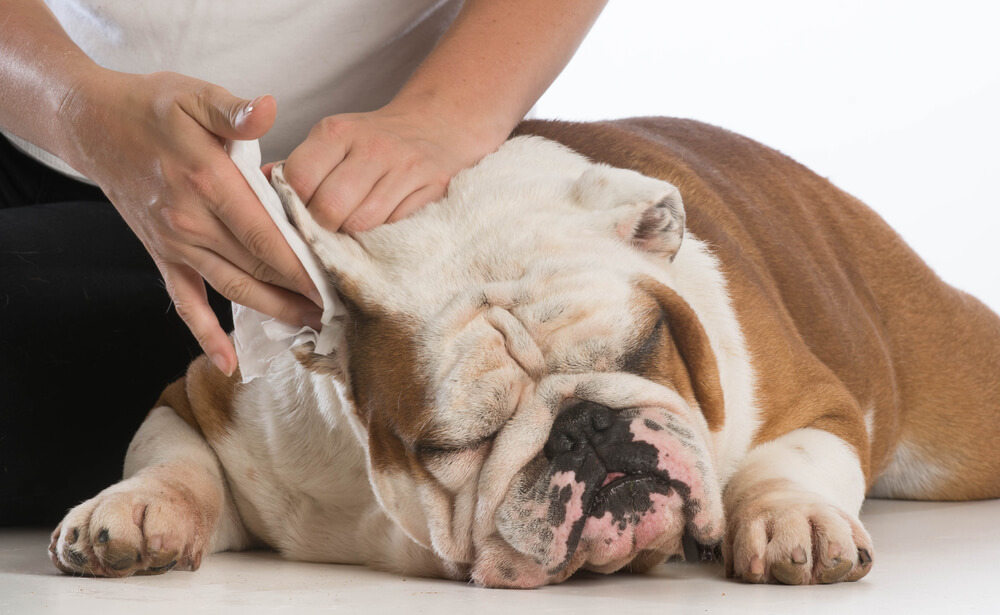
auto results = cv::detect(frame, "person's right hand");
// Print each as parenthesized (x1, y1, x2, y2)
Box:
(59, 69, 323, 376)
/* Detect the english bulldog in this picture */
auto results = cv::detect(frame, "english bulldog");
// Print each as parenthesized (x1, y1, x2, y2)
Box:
(49, 118, 1000, 587)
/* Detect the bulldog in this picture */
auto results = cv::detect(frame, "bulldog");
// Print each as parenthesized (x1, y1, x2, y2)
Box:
(49, 118, 1000, 587)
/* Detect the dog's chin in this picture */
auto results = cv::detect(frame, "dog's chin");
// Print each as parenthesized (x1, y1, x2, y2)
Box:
(471, 510, 687, 589)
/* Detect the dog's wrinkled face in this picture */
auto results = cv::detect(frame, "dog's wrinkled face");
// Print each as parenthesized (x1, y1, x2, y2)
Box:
(276, 137, 726, 587)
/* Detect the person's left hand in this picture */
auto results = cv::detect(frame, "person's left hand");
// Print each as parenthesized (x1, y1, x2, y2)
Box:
(278, 106, 501, 234)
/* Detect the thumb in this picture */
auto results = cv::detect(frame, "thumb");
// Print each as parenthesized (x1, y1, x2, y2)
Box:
(184, 88, 277, 141)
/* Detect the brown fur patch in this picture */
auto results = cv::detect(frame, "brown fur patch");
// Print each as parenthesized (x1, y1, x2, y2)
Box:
(151, 354, 239, 444)
(154, 377, 197, 431)
(293, 344, 345, 379)
(626, 280, 725, 431)
(341, 301, 431, 474)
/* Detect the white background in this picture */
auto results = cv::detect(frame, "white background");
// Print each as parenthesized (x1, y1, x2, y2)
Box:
(536, 0, 1000, 312)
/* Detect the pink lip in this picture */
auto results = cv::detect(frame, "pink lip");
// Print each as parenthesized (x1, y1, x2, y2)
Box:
(600, 472, 626, 487)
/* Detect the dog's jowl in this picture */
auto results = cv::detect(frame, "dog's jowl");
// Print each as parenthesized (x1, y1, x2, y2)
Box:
(49, 118, 1000, 588)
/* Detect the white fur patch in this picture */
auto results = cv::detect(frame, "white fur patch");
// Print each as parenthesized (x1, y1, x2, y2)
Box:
(868, 440, 949, 499)
(660, 234, 758, 487)
(728, 428, 867, 515)
(863, 405, 877, 446)
(124, 406, 249, 554)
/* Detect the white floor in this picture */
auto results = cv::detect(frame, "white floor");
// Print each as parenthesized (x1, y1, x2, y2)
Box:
(2, 498, 997, 614)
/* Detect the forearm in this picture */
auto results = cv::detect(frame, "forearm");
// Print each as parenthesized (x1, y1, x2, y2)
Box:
(0, 0, 102, 163)
(388, 0, 607, 145)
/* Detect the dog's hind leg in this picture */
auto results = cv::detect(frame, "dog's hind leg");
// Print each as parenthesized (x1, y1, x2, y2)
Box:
(48, 403, 249, 576)
(868, 288, 1000, 502)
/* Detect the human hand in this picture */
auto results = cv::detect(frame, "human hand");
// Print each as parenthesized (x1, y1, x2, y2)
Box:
(280, 105, 500, 234)
(60, 69, 323, 376)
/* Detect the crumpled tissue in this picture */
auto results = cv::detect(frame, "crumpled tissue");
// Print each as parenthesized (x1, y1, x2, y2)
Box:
(226, 139, 343, 383)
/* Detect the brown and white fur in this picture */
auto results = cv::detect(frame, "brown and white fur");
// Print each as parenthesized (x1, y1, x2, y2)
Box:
(49, 119, 1000, 587)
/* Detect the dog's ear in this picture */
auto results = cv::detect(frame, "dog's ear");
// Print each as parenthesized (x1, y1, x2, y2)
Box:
(637, 276, 725, 432)
(271, 163, 387, 314)
(572, 165, 686, 260)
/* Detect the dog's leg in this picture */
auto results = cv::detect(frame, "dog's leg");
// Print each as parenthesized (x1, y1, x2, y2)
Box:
(722, 427, 874, 585)
(49, 405, 248, 576)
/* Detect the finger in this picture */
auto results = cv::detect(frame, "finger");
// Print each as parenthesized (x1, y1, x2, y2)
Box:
(385, 183, 449, 224)
(162, 203, 302, 294)
(178, 86, 277, 141)
(205, 153, 323, 306)
(260, 161, 277, 181)
(161, 263, 237, 376)
(307, 154, 387, 232)
(283, 131, 349, 206)
(187, 245, 323, 331)
(340, 171, 424, 234)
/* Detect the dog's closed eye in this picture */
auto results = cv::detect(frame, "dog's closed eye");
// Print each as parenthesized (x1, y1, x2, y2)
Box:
(620, 312, 665, 376)
(416, 432, 498, 458)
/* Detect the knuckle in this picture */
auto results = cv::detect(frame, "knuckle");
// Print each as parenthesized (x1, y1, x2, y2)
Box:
(311, 187, 350, 219)
(313, 202, 349, 232)
(181, 164, 218, 200)
(157, 204, 200, 238)
(316, 115, 352, 142)
(400, 153, 423, 173)
(281, 166, 310, 203)
(142, 71, 182, 118)
(193, 83, 221, 113)
(240, 224, 276, 260)
(248, 259, 274, 284)
(431, 168, 453, 188)
(217, 274, 255, 304)
(169, 293, 197, 324)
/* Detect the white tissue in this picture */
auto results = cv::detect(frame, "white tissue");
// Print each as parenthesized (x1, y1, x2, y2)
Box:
(226, 139, 343, 383)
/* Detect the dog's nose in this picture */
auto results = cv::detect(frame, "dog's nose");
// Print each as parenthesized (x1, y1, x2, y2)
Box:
(544, 401, 616, 459)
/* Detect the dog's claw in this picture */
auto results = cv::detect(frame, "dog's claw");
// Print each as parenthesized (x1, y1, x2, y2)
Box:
(771, 560, 806, 585)
(818, 558, 853, 584)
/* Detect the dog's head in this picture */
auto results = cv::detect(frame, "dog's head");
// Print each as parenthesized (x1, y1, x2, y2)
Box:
(275, 137, 725, 587)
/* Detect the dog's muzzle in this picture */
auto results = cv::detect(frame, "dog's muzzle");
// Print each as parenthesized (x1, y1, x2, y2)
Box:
(491, 401, 703, 584)
(544, 401, 687, 556)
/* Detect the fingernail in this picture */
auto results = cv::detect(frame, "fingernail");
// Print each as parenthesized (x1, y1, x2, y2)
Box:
(211, 353, 234, 377)
(245, 95, 264, 114)
(237, 96, 265, 128)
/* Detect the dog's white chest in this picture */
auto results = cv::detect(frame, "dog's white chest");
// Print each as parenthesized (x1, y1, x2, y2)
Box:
(216, 357, 377, 563)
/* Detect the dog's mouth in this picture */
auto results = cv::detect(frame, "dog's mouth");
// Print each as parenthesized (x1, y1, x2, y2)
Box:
(557, 466, 691, 576)
(592, 473, 679, 509)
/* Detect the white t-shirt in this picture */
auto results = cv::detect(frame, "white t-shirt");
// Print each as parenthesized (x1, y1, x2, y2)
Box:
(4, 0, 463, 181)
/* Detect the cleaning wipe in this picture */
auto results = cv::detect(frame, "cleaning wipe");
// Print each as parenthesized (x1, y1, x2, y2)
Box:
(226, 139, 344, 383)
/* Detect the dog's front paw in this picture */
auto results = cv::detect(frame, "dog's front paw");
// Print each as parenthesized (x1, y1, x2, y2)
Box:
(722, 480, 874, 585)
(49, 473, 209, 577)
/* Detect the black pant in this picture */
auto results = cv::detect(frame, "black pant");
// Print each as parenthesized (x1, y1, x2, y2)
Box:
(0, 136, 232, 526)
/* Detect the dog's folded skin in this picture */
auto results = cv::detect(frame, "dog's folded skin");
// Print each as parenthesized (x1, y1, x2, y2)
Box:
(50, 119, 1000, 588)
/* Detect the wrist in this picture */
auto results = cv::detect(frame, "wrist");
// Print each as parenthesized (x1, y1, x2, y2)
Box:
(51, 64, 126, 177)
